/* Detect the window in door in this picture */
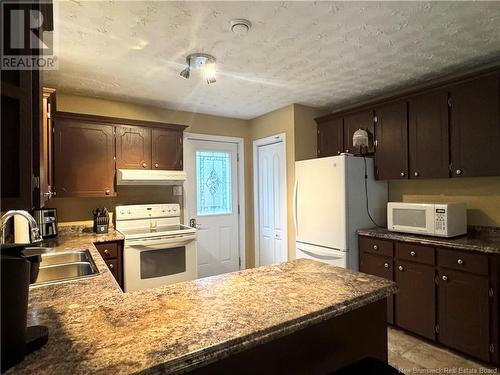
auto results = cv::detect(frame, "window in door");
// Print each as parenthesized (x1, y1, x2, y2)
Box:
(196, 151, 232, 216)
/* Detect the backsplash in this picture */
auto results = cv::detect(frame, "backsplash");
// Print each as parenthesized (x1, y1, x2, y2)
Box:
(389, 176, 500, 227)
(46, 186, 183, 226)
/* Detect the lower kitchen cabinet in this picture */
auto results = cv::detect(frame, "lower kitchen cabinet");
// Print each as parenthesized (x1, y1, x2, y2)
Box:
(94, 240, 123, 289)
(394, 260, 436, 340)
(359, 252, 394, 324)
(359, 234, 499, 364)
(437, 268, 490, 362)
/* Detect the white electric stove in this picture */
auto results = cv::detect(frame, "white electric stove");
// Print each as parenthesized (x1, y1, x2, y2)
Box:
(115, 204, 197, 292)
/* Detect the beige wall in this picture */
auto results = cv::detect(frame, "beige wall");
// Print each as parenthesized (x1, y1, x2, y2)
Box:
(293, 104, 320, 162)
(389, 177, 500, 226)
(249, 105, 295, 264)
(48, 93, 254, 264)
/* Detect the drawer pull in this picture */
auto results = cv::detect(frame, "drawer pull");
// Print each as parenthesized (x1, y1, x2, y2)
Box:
(373, 244, 378, 250)
(108, 263, 114, 269)
(104, 249, 109, 255)
(457, 259, 464, 265)
(398, 265, 404, 271)
(410, 251, 416, 257)
(442, 275, 448, 281)
(384, 263, 390, 269)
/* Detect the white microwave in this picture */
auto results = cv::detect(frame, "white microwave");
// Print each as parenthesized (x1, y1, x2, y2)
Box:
(387, 202, 467, 238)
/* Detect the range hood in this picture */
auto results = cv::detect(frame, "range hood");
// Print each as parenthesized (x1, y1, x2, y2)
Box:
(117, 169, 186, 186)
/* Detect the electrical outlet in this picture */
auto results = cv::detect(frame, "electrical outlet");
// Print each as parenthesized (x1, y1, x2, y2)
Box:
(173, 186, 183, 196)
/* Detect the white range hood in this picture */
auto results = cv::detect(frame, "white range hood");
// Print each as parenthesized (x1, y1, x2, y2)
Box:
(117, 169, 186, 186)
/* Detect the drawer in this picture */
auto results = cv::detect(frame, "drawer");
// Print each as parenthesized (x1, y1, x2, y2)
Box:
(94, 241, 118, 259)
(359, 236, 393, 257)
(437, 248, 488, 275)
(396, 242, 435, 265)
(105, 258, 119, 279)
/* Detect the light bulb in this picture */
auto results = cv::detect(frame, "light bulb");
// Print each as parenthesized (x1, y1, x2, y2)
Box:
(205, 64, 216, 84)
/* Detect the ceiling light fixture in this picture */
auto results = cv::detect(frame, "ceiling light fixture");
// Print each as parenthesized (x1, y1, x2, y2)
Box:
(179, 53, 217, 84)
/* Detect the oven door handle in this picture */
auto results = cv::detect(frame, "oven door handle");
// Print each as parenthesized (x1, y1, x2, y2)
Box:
(126, 234, 196, 249)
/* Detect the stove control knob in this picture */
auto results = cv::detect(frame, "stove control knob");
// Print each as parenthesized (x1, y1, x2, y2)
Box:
(120, 210, 125, 215)
(127, 210, 131, 215)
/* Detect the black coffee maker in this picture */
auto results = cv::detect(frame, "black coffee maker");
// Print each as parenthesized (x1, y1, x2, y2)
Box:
(1, 244, 48, 372)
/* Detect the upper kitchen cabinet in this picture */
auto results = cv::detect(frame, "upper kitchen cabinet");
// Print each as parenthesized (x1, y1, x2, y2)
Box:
(38, 88, 57, 206)
(116, 125, 152, 169)
(152, 127, 184, 170)
(449, 74, 500, 178)
(1, 70, 35, 211)
(408, 91, 449, 179)
(316, 117, 343, 157)
(343, 110, 375, 154)
(54, 115, 115, 197)
(374, 101, 408, 180)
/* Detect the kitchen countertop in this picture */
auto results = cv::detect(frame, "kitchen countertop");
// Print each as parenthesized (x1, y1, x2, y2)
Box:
(357, 227, 500, 254)
(9, 227, 396, 375)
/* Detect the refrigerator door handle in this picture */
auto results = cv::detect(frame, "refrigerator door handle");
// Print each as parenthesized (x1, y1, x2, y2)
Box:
(297, 246, 344, 259)
(293, 179, 298, 235)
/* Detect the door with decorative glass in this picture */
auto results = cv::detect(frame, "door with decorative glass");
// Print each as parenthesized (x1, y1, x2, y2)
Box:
(185, 138, 239, 278)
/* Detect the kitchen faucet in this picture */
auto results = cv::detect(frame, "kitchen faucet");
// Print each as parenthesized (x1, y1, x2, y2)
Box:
(0, 210, 43, 244)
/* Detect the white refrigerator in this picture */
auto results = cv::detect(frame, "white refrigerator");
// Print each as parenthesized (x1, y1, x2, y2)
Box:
(294, 155, 388, 271)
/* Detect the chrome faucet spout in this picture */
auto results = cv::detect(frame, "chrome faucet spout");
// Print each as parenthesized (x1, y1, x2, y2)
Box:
(0, 210, 43, 244)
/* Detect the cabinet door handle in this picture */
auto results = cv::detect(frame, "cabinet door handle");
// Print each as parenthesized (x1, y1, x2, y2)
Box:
(398, 265, 404, 271)
(155, 163, 159, 168)
(400, 172, 405, 177)
(414, 172, 419, 177)
(345, 149, 350, 153)
(457, 259, 464, 265)
(373, 244, 378, 250)
(384, 263, 390, 269)
(455, 169, 462, 175)
(410, 251, 416, 257)
(442, 275, 448, 281)
(142, 162, 147, 168)
(104, 249, 109, 255)
(108, 263, 114, 269)
(105, 189, 110, 195)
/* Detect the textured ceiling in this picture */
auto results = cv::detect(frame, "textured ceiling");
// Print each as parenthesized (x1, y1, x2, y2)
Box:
(45, 1, 500, 119)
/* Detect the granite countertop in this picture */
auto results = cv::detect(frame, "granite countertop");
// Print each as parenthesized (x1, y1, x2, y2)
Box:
(357, 227, 500, 254)
(9, 228, 396, 375)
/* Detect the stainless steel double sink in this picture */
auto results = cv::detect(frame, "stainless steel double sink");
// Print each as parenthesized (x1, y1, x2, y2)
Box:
(31, 249, 99, 287)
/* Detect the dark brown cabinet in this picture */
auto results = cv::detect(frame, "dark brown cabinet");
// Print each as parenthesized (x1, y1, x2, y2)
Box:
(408, 91, 449, 179)
(437, 268, 490, 361)
(374, 101, 408, 180)
(394, 260, 436, 340)
(359, 252, 394, 324)
(449, 74, 500, 178)
(54, 117, 115, 197)
(316, 68, 500, 180)
(39, 88, 56, 206)
(359, 234, 499, 364)
(94, 240, 123, 289)
(152, 128, 183, 170)
(116, 125, 151, 169)
(1, 71, 36, 211)
(343, 110, 374, 154)
(317, 117, 343, 157)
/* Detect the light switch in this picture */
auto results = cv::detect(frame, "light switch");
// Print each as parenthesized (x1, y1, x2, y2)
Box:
(173, 186, 183, 196)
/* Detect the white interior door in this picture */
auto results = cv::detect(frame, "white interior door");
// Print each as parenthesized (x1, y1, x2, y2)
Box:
(256, 139, 287, 266)
(185, 138, 240, 278)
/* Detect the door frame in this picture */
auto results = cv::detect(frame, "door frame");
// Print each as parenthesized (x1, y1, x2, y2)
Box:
(183, 132, 246, 270)
(253, 133, 288, 267)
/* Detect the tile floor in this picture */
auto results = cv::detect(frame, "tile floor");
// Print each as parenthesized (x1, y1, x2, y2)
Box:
(388, 327, 498, 373)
